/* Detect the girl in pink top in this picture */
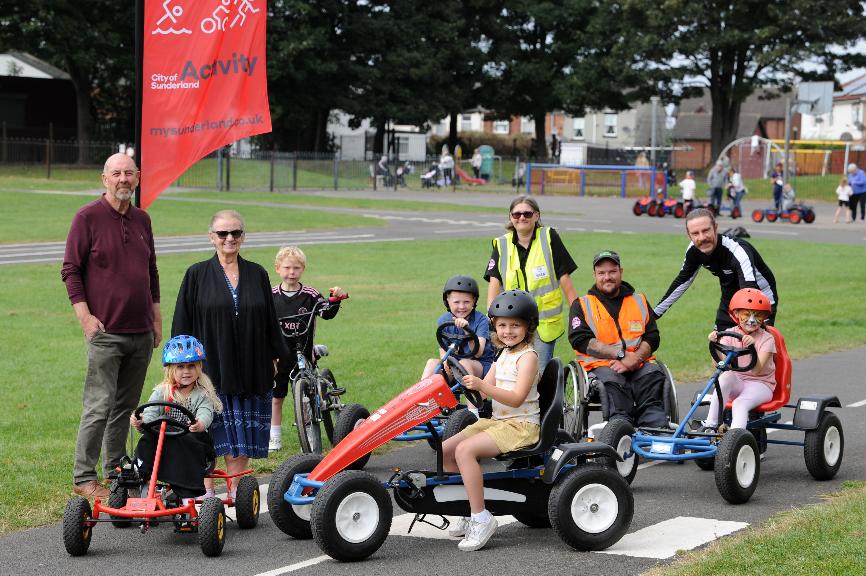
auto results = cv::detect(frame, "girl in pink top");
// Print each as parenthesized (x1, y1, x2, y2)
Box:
(704, 288, 776, 431)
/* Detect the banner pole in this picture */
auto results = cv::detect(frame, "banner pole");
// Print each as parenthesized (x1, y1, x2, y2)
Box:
(134, 0, 144, 207)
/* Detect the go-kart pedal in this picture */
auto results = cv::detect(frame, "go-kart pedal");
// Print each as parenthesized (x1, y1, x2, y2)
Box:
(115, 456, 144, 487)
(327, 386, 346, 397)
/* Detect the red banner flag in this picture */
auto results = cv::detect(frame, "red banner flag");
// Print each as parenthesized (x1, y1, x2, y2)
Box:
(140, 0, 271, 208)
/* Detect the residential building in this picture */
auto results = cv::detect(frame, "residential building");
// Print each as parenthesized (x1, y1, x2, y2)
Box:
(800, 74, 866, 142)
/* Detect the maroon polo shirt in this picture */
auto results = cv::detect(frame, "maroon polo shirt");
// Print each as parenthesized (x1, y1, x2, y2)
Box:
(61, 194, 160, 333)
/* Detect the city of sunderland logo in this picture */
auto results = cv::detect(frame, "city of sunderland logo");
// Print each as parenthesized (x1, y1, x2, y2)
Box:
(150, 53, 259, 90)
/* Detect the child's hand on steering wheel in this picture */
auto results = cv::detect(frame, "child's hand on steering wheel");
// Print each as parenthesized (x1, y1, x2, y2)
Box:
(708, 330, 718, 342)
(462, 374, 483, 392)
(739, 334, 755, 347)
(452, 316, 469, 329)
(188, 419, 205, 433)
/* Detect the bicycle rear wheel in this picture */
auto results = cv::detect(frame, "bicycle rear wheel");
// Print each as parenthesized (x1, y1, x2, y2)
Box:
(319, 368, 337, 445)
(294, 378, 324, 454)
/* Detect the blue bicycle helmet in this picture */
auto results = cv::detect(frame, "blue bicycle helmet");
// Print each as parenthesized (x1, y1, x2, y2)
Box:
(162, 335, 206, 365)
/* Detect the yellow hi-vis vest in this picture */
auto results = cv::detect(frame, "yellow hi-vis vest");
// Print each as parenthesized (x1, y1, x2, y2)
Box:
(574, 292, 654, 371)
(494, 227, 564, 342)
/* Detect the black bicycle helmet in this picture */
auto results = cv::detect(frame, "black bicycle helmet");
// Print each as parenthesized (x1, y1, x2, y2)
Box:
(487, 290, 539, 332)
(442, 275, 479, 310)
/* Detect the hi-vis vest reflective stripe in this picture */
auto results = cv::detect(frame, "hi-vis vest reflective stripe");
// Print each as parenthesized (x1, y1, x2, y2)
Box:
(574, 292, 654, 371)
(494, 227, 563, 342)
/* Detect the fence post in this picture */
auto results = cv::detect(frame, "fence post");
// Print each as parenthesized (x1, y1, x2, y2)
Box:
(292, 153, 298, 191)
(269, 150, 275, 192)
(333, 152, 339, 191)
(226, 148, 231, 191)
(1, 121, 6, 163)
(217, 147, 223, 191)
(514, 157, 520, 190)
(620, 171, 627, 198)
(46, 123, 53, 179)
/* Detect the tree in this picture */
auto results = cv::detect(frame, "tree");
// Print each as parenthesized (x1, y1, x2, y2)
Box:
(637, 0, 866, 160)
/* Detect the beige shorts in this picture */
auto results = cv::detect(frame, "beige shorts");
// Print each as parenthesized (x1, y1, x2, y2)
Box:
(461, 418, 540, 453)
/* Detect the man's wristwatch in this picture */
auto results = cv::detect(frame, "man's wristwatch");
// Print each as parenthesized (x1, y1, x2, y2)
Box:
(615, 349, 626, 361)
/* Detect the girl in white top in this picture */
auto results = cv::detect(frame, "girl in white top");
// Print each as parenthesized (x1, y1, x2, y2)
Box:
(441, 290, 541, 552)
(834, 177, 853, 223)
(679, 171, 696, 204)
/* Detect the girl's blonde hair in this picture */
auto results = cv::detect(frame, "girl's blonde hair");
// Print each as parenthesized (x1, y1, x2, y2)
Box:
(489, 317, 536, 349)
(840, 177, 849, 185)
(157, 361, 223, 413)
(275, 245, 306, 268)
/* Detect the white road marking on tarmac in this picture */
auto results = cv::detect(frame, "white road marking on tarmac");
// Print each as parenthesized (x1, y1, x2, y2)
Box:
(847, 399, 866, 407)
(252, 555, 331, 575)
(750, 229, 798, 236)
(598, 516, 748, 559)
(390, 513, 517, 539)
(636, 460, 665, 470)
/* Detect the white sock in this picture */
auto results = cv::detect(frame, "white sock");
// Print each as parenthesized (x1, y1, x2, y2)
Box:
(271, 425, 281, 438)
(204, 490, 215, 499)
(471, 509, 492, 524)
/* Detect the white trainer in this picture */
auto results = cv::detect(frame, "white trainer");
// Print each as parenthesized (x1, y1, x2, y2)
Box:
(448, 516, 469, 538)
(458, 516, 498, 552)
(268, 436, 282, 452)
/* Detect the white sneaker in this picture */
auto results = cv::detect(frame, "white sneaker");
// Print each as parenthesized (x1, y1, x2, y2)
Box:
(268, 436, 282, 452)
(448, 516, 469, 538)
(458, 516, 498, 552)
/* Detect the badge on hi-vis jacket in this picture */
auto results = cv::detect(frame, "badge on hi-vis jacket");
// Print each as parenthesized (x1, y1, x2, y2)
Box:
(532, 265, 549, 280)
(629, 320, 643, 333)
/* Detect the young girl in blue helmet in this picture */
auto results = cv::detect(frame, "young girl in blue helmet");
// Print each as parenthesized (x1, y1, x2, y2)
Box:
(129, 335, 223, 502)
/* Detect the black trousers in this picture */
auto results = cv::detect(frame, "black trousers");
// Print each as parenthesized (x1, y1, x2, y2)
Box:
(851, 193, 866, 220)
(590, 364, 668, 428)
(134, 431, 215, 498)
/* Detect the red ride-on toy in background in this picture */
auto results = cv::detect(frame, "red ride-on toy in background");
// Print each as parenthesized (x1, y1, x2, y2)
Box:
(751, 203, 816, 224)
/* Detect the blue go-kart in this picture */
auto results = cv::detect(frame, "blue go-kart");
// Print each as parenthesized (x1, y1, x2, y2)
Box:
(614, 327, 844, 504)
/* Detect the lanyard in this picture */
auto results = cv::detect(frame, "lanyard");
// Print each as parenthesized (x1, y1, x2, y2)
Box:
(222, 268, 239, 316)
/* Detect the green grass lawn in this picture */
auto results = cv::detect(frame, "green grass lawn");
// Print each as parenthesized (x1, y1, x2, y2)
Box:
(1, 230, 864, 533)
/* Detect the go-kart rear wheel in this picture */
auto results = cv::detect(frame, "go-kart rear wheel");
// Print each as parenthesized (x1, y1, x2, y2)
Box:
(695, 455, 715, 471)
(658, 361, 679, 424)
(804, 209, 816, 223)
(442, 408, 478, 441)
(513, 509, 552, 528)
(731, 206, 742, 219)
(333, 403, 371, 470)
(548, 463, 633, 551)
(294, 378, 323, 454)
(63, 497, 93, 556)
(108, 478, 131, 528)
(632, 201, 643, 216)
(647, 202, 657, 217)
(714, 429, 760, 504)
(235, 475, 260, 529)
(656, 203, 666, 217)
(804, 411, 843, 480)
(766, 211, 778, 222)
(267, 453, 322, 539)
(311, 470, 393, 562)
(789, 210, 802, 224)
(751, 209, 764, 223)
(198, 496, 226, 557)
(596, 419, 638, 484)
(673, 204, 685, 218)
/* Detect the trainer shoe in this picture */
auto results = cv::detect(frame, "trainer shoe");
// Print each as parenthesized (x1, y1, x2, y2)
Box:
(458, 516, 498, 552)
(73, 480, 110, 499)
(268, 436, 282, 452)
(448, 516, 469, 538)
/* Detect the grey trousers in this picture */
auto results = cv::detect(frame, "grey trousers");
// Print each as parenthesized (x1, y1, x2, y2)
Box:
(73, 331, 153, 484)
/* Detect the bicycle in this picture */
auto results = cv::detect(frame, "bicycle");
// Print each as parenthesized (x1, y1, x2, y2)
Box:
(278, 294, 349, 454)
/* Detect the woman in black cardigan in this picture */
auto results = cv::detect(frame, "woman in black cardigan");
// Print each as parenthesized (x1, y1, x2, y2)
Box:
(172, 210, 286, 497)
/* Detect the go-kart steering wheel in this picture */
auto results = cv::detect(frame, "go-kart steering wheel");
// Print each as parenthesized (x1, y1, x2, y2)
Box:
(134, 401, 197, 437)
(708, 330, 758, 372)
(435, 321, 480, 359)
(445, 355, 484, 409)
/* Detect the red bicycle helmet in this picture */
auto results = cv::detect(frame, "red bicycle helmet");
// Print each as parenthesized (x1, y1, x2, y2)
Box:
(728, 288, 771, 323)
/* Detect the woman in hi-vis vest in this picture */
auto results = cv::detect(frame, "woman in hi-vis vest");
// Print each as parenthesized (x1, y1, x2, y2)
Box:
(483, 196, 578, 372)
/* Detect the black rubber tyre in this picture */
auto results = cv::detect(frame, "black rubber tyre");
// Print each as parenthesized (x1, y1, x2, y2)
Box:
(548, 463, 633, 551)
(804, 209, 816, 223)
(311, 470, 393, 562)
(108, 478, 131, 528)
(714, 429, 760, 504)
(267, 453, 322, 539)
(198, 497, 226, 557)
(442, 408, 478, 441)
(647, 202, 658, 216)
(294, 378, 323, 454)
(751, 209, 764, 222)
(804, 411, 844, 480)
(563, 362, 584, 440)
(658, 361, 679, 424)
(789, 210, 802, 224)
(62, 497, 93, 556)
(656, 204, 666, 217)
(674, 204, 685, 218)
(513, 510, 552, 528)
(766, 211, 778, 222)
(333, 403, 371, 470)
(235, 475, 260, 529)
(632, 202, 643, 216)
(319, 368, 337, 444)
(596, 419, 638, 484)
(731, 206, 741, 219)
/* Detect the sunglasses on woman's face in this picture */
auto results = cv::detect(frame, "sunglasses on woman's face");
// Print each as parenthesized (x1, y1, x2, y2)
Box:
(510, 210, 535, 220)
(212, 229, 244, 239)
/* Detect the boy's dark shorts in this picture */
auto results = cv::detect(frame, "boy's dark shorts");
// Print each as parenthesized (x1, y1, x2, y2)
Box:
(273, 371, 292, 399)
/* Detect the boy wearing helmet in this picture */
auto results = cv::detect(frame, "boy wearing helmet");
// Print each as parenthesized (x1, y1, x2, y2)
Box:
(442, 290, 541, 552)
(421, 275, 495, 381)
(129, 335, 223, 502)
(703, 288, 776, 432)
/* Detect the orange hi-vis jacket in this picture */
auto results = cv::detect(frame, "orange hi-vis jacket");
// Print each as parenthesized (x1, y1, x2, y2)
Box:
(574, 292, 654, 371)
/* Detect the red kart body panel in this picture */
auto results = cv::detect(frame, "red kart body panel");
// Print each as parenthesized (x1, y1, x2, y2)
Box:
(307, 374, 458, 482)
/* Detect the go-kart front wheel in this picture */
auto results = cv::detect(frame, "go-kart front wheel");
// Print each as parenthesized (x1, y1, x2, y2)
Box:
(333, 403, 371, 470)
(804, 209, 816, 223)
(108, 478, 132, 528)
(63, 497, 93, 556)
(311, 470, 393, 562)
(267, 453, 322, 539)
(632, 201, 643, 216)
(714, 429, 760, 504)
(548, 463, 633, 551)
(235, 475, 260, 529)
(596, 419, 638, 484)
(804, 411, 843, 480)
(789, 210, 802, 224)
(752, 209, 764, 223)
(198, 496, 226, 557)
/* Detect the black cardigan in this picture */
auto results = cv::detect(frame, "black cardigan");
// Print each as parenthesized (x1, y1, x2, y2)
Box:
(172, 254, 287, 396)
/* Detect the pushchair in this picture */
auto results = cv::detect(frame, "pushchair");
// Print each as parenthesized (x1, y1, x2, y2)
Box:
(421, 162, 441, 188)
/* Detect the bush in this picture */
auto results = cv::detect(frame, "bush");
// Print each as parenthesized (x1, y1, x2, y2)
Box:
(428, 131, 536, 158)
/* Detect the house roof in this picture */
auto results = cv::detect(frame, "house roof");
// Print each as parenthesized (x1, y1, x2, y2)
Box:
(835, 73, 866, 101)
(0, 51, 69, 80)
(673, 88, 787, 141)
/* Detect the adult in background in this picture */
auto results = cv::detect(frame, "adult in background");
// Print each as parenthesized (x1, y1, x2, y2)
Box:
(653, 208, 778, 331)
(569, 251, 667, 429)
(846, 163, 866, 222)
(706, 161, 727, 210)
(61, 153, 161, 499)
(172, 210, 287, 498)
(484, 195, 577, 372)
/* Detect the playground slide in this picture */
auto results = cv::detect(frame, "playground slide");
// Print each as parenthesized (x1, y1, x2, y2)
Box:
(455, 165, 486, 185)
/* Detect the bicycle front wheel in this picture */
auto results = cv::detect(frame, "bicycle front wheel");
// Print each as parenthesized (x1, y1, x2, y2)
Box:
(293, 378, 324, 454)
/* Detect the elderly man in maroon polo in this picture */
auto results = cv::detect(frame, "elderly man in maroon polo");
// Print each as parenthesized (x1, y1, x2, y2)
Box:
(61, 153, 162, 499)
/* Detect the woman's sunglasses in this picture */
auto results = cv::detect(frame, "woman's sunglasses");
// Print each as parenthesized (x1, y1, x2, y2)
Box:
(510, 211, 535, 220)
(212, 229, 244, 239)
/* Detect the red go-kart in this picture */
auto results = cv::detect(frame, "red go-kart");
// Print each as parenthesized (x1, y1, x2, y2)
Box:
(633, 195, 688, 218)
(752, 203, 816, 224)
(267, 327, 634, 562)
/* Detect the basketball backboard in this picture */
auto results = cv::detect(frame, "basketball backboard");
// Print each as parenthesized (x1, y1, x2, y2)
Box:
(796, 81, 834, 115)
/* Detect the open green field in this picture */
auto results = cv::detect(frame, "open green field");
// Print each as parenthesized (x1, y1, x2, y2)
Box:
(1, 224, 865, 533)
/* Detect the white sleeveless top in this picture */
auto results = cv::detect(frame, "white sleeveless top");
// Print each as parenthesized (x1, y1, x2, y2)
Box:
(492, 346, 540, 425)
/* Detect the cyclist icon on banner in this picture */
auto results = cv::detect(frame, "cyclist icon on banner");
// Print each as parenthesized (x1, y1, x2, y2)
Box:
(201, 0, 261, 34)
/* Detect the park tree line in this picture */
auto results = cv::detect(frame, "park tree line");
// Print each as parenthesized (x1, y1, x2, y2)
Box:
(2, 0, 864, 161)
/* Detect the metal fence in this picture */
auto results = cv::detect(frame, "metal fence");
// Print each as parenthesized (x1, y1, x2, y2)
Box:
(0, 138, 117, 177)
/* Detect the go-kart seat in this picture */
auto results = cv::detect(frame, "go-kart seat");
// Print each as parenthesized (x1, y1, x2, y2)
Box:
(725, 325, 792, 413)
(496, 358, 564, 460)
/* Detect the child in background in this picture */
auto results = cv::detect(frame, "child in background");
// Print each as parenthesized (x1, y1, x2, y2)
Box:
(130, 335, 222, 503)
(781, 183, 796, 211)
(678, 170, 696, 210)
(834, 177, 853, 223)
(703, 288, 776, 432)
(442, 290, 541, 552)
(421, 276, 495, 386)
(269, 246, 345, 452)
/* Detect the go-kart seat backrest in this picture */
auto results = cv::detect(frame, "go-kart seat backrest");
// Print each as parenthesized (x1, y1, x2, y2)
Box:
(497, 358, 564, 460)
(725, 325, 792, 413)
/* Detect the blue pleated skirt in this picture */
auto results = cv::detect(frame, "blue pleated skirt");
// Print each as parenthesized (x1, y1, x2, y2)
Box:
(211, 390, 272, 459)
